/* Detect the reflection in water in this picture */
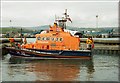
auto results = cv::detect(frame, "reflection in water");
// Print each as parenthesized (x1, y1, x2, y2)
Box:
(8, 56, 94, 81)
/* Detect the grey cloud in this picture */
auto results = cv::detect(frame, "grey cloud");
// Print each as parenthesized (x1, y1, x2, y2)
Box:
(1, 1, 118, 27)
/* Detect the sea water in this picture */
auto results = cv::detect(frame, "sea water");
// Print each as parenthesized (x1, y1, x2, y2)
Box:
(1, 38, 120, 81)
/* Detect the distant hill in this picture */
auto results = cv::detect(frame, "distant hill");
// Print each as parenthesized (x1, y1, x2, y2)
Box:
(34, 25, 49, 30)
(1, 27, 33, 34)
(1, 26, 118, 34)
(32, 25, 118, 31)
(19, 25, 76, 30)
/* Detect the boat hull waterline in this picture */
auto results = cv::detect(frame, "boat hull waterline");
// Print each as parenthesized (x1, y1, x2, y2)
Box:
(6, 47, 92, 59)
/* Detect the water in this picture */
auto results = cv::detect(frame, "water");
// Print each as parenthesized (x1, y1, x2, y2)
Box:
(1, 38, 120, 82)
(1, 54, 119, 81)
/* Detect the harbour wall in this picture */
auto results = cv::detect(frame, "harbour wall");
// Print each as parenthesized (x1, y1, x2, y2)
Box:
(80, 38, 120, 45)
(80, 38, 120, 54)
(0, 38, 22, 55)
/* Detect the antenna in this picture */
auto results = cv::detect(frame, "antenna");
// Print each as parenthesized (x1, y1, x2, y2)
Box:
(55, 9, 72, 29)
(55, 14, 57, 22)
(65, 9, 67, 19)
(64, 9, 72, 23)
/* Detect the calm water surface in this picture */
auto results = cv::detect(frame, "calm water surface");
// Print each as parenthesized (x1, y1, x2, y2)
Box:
(1, 38, 120, 81)
(1, 54, 119, 81)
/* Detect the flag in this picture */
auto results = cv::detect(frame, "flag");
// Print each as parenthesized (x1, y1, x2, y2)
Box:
(67, 18, 72, 23)
(96, 15, 98, 18)
(10, 20, 12, 22)
(64, 13, 67, 15)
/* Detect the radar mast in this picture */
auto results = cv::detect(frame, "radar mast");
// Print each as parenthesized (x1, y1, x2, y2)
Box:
(55, 9, 72, 29)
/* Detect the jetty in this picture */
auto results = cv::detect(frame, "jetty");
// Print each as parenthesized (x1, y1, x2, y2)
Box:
(0, 38, 22, 55)
(80, 38, 120, 54)
(80, 38, 120, 45)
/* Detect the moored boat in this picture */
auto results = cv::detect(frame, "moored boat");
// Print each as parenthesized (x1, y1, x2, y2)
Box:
(6, 9, 93, 59)
(6, 47, 92, 59)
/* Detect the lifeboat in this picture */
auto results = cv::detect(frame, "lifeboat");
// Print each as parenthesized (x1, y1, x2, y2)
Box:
(6, 9, 92, 59)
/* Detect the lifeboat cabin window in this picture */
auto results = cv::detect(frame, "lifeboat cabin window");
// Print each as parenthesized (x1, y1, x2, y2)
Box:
(37, 37, 41, 40)
(56, 38, 59, 41)
(44, 37, 47, 41)
(46, 37, 50, 41)
(41, 37, 46, 41)
(37, 37, 63, 42)
(59, 38, 63, 42)
(51, 37, 55, 41)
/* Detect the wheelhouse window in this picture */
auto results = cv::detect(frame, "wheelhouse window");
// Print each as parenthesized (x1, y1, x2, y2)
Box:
(51, 37, 55, 41)
(46, 37, 50, 41)
(59, 38, 63, 42)
(44, 37, 47, 41)
(39, 37, 63, 42)
(56, 38, 59, 41)
(41, 37, 45, 41)
(37, 37, 41, 40)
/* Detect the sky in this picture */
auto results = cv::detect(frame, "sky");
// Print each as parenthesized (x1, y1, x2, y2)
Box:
(1, 1, 119, 28)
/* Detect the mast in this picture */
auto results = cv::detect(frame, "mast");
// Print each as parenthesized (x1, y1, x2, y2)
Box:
(20, 28, 23, 45)
(56, 9, 72, 29)
(65, 9, 68, 19)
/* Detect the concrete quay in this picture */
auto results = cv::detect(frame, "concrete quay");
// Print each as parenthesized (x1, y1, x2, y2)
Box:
(0, 38, 22, 55)
(80, 38, 120, 54)
(81, 43, 120, 54)
(80, 38, 120, 45)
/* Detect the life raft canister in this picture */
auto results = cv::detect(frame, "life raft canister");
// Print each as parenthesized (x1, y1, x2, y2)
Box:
(42, 45, 44, 49)
(46, 45, 49, 49)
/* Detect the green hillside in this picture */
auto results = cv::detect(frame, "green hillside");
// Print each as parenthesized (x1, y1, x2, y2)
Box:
(1, 27, 33, 34)
(1, 26, 118, 34)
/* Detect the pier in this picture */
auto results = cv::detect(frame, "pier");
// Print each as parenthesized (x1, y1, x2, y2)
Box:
(0, 38, 22, 55)
(80, 38, 120, 54)
(81, 43, 119, 54)
(93, 44, 120, 54)
(80, 38, 120, 45)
